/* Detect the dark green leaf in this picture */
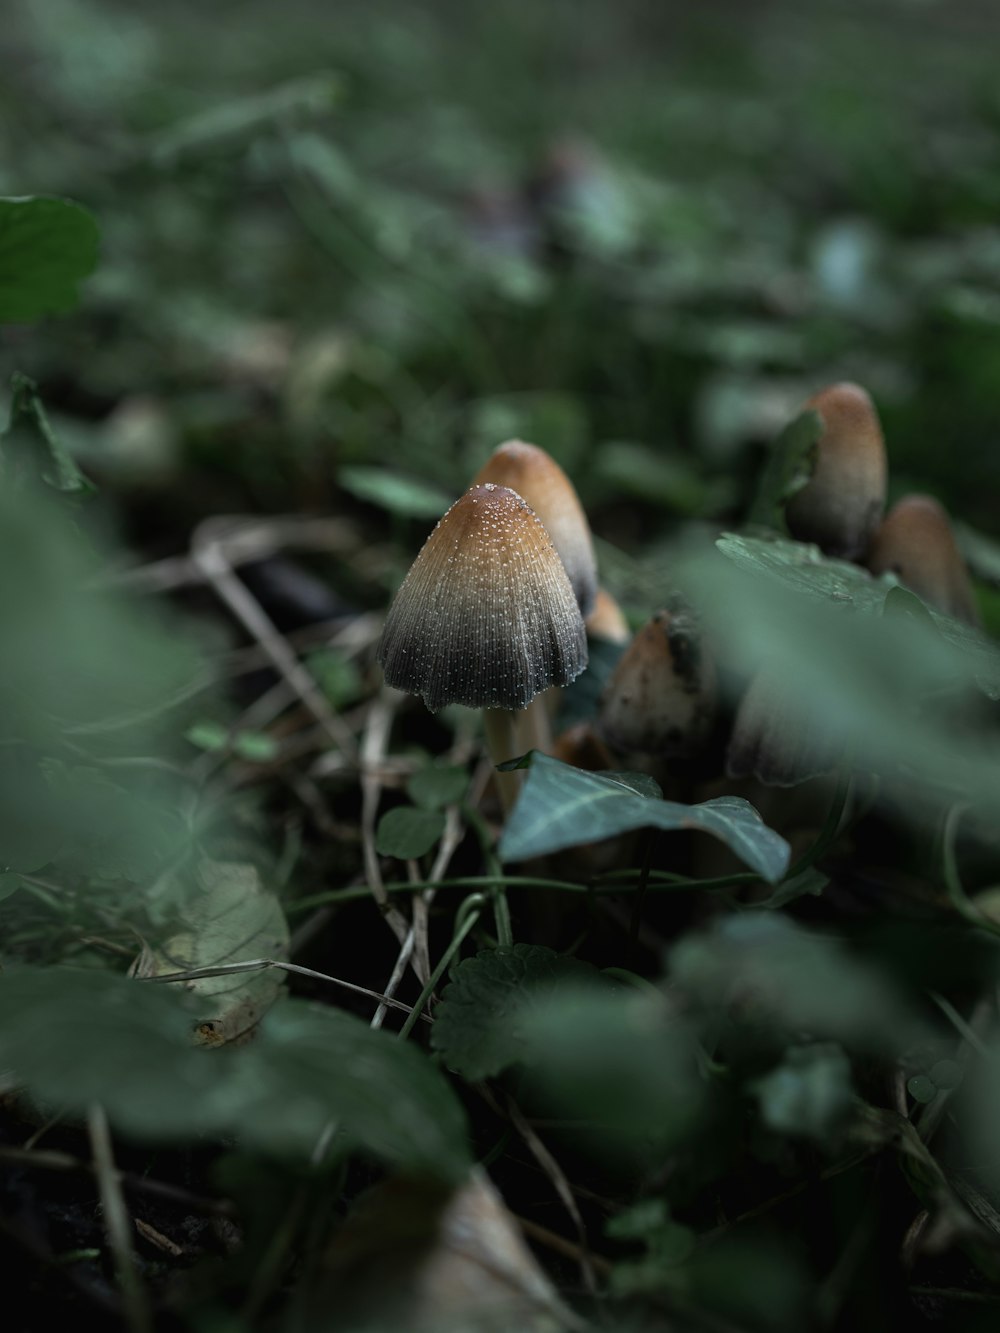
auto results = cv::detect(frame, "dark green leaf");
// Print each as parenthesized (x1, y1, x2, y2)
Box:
(747, 409, 822, 530)
(908, 1074, 937, 1104)
(406, 764, 469, 810)
(0, 197, 99, 322)
(339, 466, 453, 519)
(752, 867, 829, 910)
(498, 752, 790, 883)
(2, 374, 93, 494)
(375, 806, 445, 859)
(0, 871, 24, 903)
(431, 944, 603, 1080)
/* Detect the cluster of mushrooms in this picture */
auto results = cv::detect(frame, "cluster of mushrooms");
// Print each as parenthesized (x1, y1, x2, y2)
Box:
(376, 384, 979, 809)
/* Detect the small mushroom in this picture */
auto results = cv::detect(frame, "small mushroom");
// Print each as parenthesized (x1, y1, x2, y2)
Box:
(785, 382, 887, 560)
(376, 482, 587, 808)
(585, 586, 630, 644)
(473, 440, 598, 616)
(867, 494, 979, 626)
(599, 607, 716, 757)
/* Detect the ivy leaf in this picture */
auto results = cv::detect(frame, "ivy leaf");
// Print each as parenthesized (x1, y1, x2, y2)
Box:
(132, 860, 290, 1046)
(0, 197, 99, 323)
(747, 408, 822, 531)
(498, 753, 790, 883)
(376, 806, 446, 859)
(431, 945, 603, 1080)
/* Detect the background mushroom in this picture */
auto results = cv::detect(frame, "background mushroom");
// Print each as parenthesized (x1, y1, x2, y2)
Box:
(867, 493, 980, 626)
(785, 382, 888, 560)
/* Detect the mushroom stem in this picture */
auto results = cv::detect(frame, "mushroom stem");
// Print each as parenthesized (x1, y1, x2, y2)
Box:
(482, 709, 525, 813)
(512, 693, 555, 758)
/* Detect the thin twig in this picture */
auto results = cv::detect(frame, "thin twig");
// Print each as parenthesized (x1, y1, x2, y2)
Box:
(0, 1146, 235, 1215)
(502, 1094, 596, 1294)
(88, 1105, 152, 1333)
(359, 689, 412, 947)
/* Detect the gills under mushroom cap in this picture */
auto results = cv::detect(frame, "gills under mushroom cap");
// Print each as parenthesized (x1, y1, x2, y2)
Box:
(377, 483, 588, 712)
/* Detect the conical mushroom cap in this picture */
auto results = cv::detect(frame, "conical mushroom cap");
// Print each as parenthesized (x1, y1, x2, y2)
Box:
(867, 494, 979, 626)
(599, 608, 716, 756)
(473, 440, 598, 615)
(377, 483, 588, 712)
(785, 382, 887, 560)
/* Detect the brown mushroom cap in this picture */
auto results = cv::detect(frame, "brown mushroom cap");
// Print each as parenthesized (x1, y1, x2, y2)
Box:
(785, 382, 887, 560)
(377, 483, 588, 712)
(867, 494, 979, 626)
(585, 586, 630, 644)
(473, 440, 598, 616)
(599, 608, 716, 756)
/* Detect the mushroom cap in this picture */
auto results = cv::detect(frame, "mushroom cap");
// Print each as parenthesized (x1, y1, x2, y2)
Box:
(599, 607, 716, 756)
(473, 440, 598, 616)
(377, 483, 588, 712)
(785, 382, 887, 559)
(867, 493, 979, 626)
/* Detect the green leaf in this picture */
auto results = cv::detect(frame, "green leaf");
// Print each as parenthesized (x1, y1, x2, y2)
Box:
(406, 764, 469, 811)
(753, 1043, 855, 1140)
(0, 871, 23, 903)
(747, 409, 822, 530)
(907, 1074, 937, 1105)
(339, 465, 453, 520)
(669, 913, 924, 1053)
(375, 806, 445, 859)
(0, 967, 470, 1181)
(132, 860, 289, 1046)
(520, 989, 705, 1157)
(0, 197, 99, 323)
(498, 752, 790, 883)
(431, 945, 603, 1080)
(2, 373, 94, 495)
(752, 867, 829, 911)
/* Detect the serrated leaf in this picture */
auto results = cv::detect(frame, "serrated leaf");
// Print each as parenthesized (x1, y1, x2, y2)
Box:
(339, 466, 453, 520)
(747, 408, 822, 530)
(132, 860, 289, 1046)
(498, 753, 790, 883)
(431, 945, 603, 1080)
(376, 806, 445, 859)
(0, 197, 99, 322)
(406, 764, 469, 810)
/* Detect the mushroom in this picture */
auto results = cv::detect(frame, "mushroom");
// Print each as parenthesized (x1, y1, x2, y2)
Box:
(599, 607, 716, 758)
(585, 586, 630, 644)
(785, 382, 888, 560)
(376, 482, 587, 808)
(473, 440, 598, 616)
(867, 494, 979, 626)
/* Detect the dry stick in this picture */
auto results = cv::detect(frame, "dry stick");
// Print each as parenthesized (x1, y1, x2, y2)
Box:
(0, 1146, 235, 1216)
(87, 1105, 153, 1333)
(499, 1092, 596, 1295)
(360, 689, 414, 951)
(515, 1214, 614, 1280)
(191, 519, 357, 759)
(140, 958, 429, 1022)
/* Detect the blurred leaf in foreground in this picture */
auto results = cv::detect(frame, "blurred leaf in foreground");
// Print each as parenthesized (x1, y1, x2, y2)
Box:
(746, 408, 822, 531)
(0, 968, 469, 1180)
(132, 860, 289, 1046)
(0, 196, 99, 323)
(498, 752, 790, 882)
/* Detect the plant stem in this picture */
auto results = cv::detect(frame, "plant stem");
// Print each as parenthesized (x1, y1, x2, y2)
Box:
(397, 895, 485, 1041)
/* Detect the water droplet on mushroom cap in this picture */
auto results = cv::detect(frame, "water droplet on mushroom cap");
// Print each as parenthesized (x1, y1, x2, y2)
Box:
(376, 483, 588, 712)
(785, 382, 887, 560)
(473, 440, 598, 616)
